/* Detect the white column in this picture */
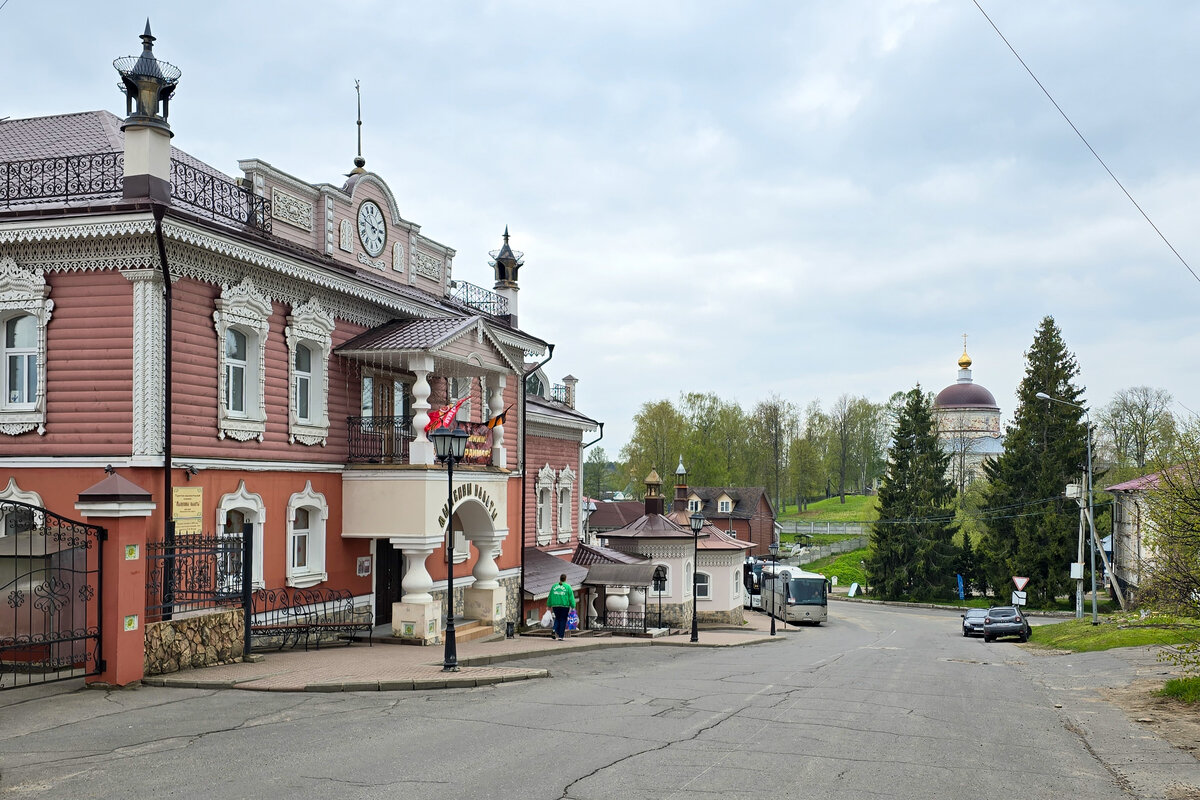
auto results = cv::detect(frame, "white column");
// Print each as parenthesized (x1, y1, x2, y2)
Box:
(409, 356, 434, 465)
(628, 587, 646, 612)
(469, 531, 505, 590)
(489, 375, 507, 469)
(398, 545, 434, 603)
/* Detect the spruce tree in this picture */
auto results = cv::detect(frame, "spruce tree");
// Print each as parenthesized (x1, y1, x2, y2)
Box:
(867, 387, 957, 600)
(980, 316, 1089, 605)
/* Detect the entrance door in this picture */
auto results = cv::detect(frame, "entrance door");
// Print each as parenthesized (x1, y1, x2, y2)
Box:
(375, 539, 404, 626)
(362, 375, 411, 462)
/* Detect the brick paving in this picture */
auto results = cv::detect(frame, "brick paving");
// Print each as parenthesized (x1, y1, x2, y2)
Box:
(142, 612, 786, 693)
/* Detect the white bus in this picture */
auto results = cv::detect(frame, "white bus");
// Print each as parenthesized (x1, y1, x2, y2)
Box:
(759, 563, 829, 625)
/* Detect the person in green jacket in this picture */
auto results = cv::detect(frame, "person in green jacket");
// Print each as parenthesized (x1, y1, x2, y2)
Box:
(547, 574, 576, 640)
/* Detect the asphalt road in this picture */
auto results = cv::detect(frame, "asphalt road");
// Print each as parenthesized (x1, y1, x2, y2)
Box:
(2, 602, 1198, 799)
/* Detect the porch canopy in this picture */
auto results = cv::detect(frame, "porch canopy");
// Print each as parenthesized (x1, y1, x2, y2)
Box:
(582, 563, 658, 589)
(523, 547, 589, 599)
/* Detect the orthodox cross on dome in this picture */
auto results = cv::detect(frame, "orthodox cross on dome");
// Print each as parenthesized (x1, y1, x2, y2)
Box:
(958, 333, 972, 370)
(349, 79, 366, 174)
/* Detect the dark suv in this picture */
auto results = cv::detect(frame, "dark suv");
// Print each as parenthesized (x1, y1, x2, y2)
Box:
(982, 606, 1030, 643)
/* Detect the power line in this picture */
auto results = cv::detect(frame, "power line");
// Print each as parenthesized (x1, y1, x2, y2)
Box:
(972, 0, 1200, 287)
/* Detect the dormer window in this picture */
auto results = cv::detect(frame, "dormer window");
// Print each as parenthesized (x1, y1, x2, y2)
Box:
(687, 498, 701, 513)
(718, 499, 732, 514)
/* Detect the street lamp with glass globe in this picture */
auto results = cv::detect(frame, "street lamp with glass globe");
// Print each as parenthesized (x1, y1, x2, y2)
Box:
(432, 425, 469, 670)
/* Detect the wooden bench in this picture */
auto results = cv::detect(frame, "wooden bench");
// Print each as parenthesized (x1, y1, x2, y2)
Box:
(250, 587, 373, 651)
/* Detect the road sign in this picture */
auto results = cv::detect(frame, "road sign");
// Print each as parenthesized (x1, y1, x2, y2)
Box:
(1012, 590, 1027, 606)
(1012, 576, 1030, 591)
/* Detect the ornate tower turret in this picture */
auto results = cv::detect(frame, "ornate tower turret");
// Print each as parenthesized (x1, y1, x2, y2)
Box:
(488, 227, 524, 327)
(114, 21, 181, 202)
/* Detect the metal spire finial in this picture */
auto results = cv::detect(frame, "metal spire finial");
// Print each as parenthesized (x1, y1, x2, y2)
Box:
(352, 79, 366, 172)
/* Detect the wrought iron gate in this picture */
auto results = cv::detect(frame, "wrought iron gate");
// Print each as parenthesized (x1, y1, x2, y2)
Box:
(0, 499, 104, 689)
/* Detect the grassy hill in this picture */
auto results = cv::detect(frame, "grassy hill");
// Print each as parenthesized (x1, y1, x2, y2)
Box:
(780, 495, 878, 522)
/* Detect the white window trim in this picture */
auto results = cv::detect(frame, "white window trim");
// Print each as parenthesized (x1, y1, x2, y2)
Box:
(536, 464, 555, 546)
(684, 560, 693, 598)
(0, 257, 51, 436)
(718, 499, 732, 514)
(285, 298, 334, 446)
(0, 477, 44, 536)
(695, 571, 712, 600)
(217, 481, 266, 589)
(650, 563, 671, 599)
(286, 481, 328, 588)
(687, 498, 701, 513)
(214, 278, 271, 442)
(556, 465, 575, 542)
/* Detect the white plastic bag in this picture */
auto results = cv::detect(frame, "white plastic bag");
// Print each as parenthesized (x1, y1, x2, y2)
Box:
(541, 610, 554, 628)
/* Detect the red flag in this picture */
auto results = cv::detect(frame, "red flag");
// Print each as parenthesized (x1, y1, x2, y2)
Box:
(423, 396, 468, 435)
(487, 404, 512, 429)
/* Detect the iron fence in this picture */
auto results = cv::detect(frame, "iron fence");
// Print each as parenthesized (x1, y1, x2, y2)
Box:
(0, 151, 124, 207)
(588, 609, 647, 633)
(145, 533, 244, 623)
(346, 415, 414, 464)
(169, 158, 271, 235)
(448, 280, 509, 318)
(0, 499, 104, 689)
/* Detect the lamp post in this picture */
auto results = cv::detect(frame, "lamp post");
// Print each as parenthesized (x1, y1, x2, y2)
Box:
(432, 424, 469, 670)
(1035, 392, 1098, 625)
(768, 540, 779, 636)
(689, 511, 704, 643)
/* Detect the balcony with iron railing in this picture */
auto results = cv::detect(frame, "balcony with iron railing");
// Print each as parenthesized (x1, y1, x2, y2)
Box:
(0, 151, 272, 236)
(346, 416, 496, 467)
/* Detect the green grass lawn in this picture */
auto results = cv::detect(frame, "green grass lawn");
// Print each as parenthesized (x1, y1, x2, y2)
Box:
(1031, 613, 1200, 653)
(800, 547, 869, 586)
(780, 495, 878, 522)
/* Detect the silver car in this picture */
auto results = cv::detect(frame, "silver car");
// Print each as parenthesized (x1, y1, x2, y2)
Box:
(961, 608, 987, 637)
(982, 606, 1030, 643)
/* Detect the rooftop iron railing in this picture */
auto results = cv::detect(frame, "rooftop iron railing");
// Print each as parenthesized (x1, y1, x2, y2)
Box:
(0, 151, 272, 236)
(0, 151, 124, 207)
(448, 280, 509, 319)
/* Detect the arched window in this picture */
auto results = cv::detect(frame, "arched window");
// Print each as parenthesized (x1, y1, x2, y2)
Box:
(287, 482, 329, 588)
(217, 481, 265, 588)
(535, 464, 556, 546)
(214, 278, 271, 442)
(285, 298, 335, 446)
(557, 487, 571, 541)
(4, 314, 37, 408)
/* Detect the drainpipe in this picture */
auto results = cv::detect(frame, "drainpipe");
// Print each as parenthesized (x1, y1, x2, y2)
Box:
(152, 203, 175, 614)
(518, 343, 554, 628)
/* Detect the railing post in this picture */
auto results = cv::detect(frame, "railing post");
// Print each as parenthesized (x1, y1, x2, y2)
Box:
(242, 520, 253, 659)
(162, 518, 176, 621)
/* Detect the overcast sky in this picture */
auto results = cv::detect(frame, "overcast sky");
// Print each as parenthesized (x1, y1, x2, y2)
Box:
(4, 1, 1198, 456)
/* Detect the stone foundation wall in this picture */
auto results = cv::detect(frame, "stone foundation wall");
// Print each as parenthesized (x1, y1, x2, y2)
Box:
(698, 607, 745, 626)
(144, 610, 243, 676)
(500, 575, 520, 631)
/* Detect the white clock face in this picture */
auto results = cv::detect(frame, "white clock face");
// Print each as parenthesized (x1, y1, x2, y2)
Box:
(357, 200, 386, 257)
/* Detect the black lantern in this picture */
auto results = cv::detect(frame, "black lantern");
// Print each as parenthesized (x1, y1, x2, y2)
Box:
(767, 540, 780, 636)
(432, 425, 468, 671)
(689, 511, 704, 643)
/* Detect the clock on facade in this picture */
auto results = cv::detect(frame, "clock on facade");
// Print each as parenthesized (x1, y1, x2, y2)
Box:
(356, 200, 386, 257)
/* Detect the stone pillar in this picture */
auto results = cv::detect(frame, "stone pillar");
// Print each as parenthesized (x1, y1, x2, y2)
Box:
(393, 542, 440, 643)
(489, 375, 507, 468)
(409, 356, 434, 465)
(464, 530, 507, 629)
(628, 587, 646, 612)
(74, 474, 156, 688)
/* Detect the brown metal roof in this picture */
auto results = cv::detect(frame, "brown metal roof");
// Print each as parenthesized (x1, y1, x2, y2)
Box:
(572, 542, 647, 566)
(586, 501, 644, 530)
(582, 563, 658, 587)
(335, 316, 476, 354)
(523, 547, 589, 598)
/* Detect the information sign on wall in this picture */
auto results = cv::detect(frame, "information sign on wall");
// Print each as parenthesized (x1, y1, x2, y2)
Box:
(172, 486, 203, 535)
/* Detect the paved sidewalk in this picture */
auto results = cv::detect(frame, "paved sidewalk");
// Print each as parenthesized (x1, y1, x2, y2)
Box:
(141, 613, 786, 693)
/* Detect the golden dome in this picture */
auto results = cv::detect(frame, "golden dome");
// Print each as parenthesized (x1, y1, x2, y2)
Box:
(958, 349, 972, 370)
